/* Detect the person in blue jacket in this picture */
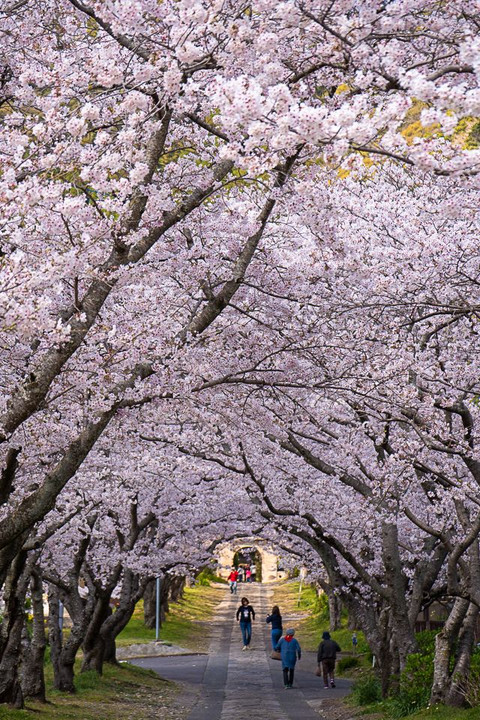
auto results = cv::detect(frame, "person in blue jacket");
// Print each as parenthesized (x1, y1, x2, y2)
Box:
(275, 627, 301, 688)
(266, 605, 283, 650)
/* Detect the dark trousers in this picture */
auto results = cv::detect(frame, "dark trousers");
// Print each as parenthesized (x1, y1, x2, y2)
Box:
(322, 658, 335, 685)
(283, 667, 295, 686)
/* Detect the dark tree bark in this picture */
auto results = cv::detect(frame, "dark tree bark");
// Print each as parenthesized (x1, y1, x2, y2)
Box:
(143, 579, 156, 629)
(169, 576, 186, 603)
(0, 551, 31, 707)
(431, 597, 470, 705)
(46, 533, 96, 693)
(100, 571, 149, 665)
(328, 591, 341, 631)
(447, 603, 478, 707)
(48, 585, 74, 693)
(81, 593, 112, 674)
(20, 568, 46, 701)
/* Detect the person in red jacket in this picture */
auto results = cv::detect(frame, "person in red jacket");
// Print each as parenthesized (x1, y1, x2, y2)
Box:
(228, 568, 239, 594)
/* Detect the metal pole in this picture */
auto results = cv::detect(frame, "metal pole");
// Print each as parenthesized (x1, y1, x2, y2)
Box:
(59, 600, 64, 633)
(297, 567, 306, 606)
(155, 577, 160, 641)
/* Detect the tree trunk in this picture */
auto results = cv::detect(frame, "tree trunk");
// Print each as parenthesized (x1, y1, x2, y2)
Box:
(48, 583, 92, 693)
(328, 592, 341, 631)
(81, 595, 112, 675)
(0, 551, 31, 708)
(48, 585, 73, 693)
(430, 597, 469, 705)
(347, 605, 359, 630)
(20, 569, 46, 701)
(143, 579, 156, 629)
(100, 571, 147, 666)
(382, 523, 418, 673)
(145, 575, 169, 625)
(169, 576, 186, 603)
(447, 603, 478, 707)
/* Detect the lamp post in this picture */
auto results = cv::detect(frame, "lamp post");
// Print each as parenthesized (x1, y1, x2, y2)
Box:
(59, 599, 64, 633)
(155, 576, 161, 641)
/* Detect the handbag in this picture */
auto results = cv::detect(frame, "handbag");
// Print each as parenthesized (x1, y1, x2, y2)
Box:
(271, 650, 282, 660)
(315, 664, 322, 677)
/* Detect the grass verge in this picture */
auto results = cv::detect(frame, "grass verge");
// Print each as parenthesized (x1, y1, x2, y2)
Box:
(1, 581, 224, 719)
(117, 584, 223, 652)
(354, 700, 480, 720)
(0, 662, 179, 720)
(271, 580, 369, 659)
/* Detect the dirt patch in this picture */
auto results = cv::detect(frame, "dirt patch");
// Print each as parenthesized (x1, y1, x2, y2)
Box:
(308, 697, 384, 720)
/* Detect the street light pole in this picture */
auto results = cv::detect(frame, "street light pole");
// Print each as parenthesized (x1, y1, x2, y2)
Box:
(155, 576, 161, 641)
(59, 599, 64, 633)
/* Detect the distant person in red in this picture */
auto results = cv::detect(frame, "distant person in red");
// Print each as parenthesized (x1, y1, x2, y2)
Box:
(228, 568, 239, 594)
(245, 566, 252, 583)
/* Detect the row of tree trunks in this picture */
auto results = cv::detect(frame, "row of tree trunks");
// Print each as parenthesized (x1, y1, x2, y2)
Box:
(143, 574, 186, 629)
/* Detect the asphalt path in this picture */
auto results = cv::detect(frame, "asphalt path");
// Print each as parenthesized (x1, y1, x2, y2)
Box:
(132, 584, 351, 719)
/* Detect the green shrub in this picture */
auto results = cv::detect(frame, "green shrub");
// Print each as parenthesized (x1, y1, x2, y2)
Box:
(315, 591, 329, 621)
(337, 656, 360, 672)
(195, 567, 227, 585)
(352, 674, 382, 705)
(388, 684, 430, 718)
(387, 637, 435, 717)
(452, 647, 480, 709)
(415, 629, 437, 654)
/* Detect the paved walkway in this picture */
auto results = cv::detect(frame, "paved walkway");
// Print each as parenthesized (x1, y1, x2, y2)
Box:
(133, 584, 351, 719)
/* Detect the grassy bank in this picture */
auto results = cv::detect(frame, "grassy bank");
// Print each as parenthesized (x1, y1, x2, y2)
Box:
(0, 663, 179, 720)
(1, 580, 224, 719)
(353, 699, 480, 720)
(117, 583, 223, 652)
(271, 580, 369, 659)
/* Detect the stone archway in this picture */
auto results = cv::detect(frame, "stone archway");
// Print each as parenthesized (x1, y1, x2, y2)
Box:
(215, 538, 284, 583)
(233, 545, 262, 581)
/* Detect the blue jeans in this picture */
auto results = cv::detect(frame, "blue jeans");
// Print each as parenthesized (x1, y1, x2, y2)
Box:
(271, 628, 282, 650)
(240, 622, 252, 646)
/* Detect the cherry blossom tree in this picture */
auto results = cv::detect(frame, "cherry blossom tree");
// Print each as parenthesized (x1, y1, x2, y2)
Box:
(1, 0, 480, 709)
(151, 162, 480, 701)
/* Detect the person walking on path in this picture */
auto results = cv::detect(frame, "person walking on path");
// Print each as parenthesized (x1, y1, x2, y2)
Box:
(266, 605, 283, 650)
(275, 628, 301, 689)
(317, 631, 341, 688)
(352, 631, 358, 654)
(245, 567, 252, 583)
(236, 596, 255, 649)
(228, 568, 238, 594)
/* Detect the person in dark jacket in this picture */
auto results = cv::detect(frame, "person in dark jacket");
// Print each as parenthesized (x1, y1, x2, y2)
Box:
(317, 631, 341, 688)
(236, 596, 255, 649)
(275, 627, 301, 688)
(266, 605, 283, 649)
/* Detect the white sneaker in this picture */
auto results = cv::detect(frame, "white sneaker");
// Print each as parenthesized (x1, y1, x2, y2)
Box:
(242, 646, 247, 651)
